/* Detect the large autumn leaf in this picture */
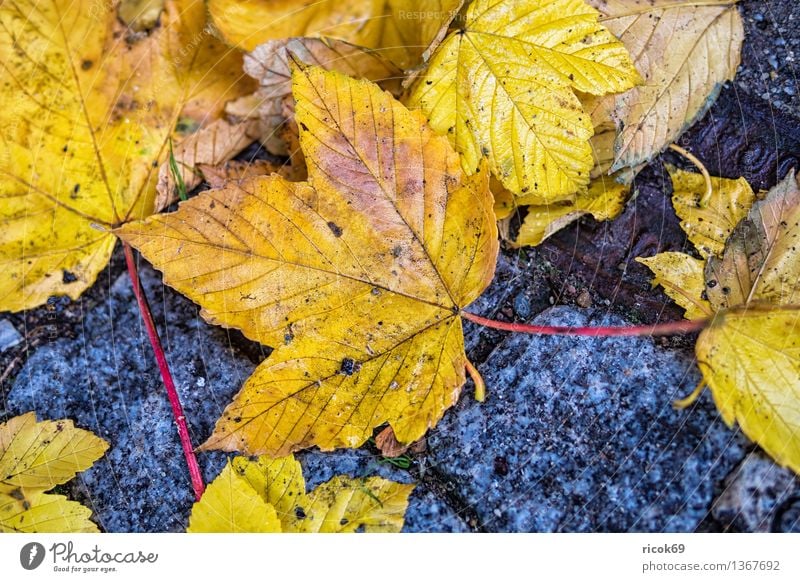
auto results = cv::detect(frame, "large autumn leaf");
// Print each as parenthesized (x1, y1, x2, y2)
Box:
(0, 412, 108, 532)
(187, 454, 413, 532)
(209, 0, 462, 69)
(586, 0, 744, 172)
(0, 0, 254, 312)
(639, 171, 800, 474)
(408, 0, 640, 202)
(118, 65, 498, 456)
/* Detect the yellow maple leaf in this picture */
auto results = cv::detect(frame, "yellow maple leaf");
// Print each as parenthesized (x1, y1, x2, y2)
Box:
(586, 0, 744, 171)
(409, 0, 640, 202)
(118, 65, 498, 456)
(187, 454, 414, 532)
(0, 412, 108, 533)
(209, 0, 462, 69)
(0, 0, 254, 312)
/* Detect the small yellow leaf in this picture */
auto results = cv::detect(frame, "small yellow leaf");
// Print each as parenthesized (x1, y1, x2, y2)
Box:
(705, 171, 800, 309)
(513, 179, 628, 247)
(637, 253, 711, 320)
(669, 166, 756, 259)
(410, 0, 640, 201)
(188, 454, 414, 533)
(0, 412, 108, 533)
(586, 0, 744, 171)
(0, 412, 108, 491)
(0, 491, 99, 533)
(696, 308, 800, 474)
(118, 65, 498, 456)
(209, 0, 462, 69)
(288, 476, 412, 533)
(0, 0, 254, 312)
(187, 461, 282, 533)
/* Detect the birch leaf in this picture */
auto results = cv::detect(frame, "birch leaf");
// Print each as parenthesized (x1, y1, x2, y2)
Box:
(0, 412, 108, 533)
(697, 308, 800, 474)
(118, 65, 498, 456)
(0, 0, 254, 312)
(585, 0, 744, 171)
(188, 454, 413, 533)
(409, 0, 640, 201)
(186, 461, 281, 533)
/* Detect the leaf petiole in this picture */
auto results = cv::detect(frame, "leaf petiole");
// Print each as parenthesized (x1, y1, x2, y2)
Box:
(123, 242, 205, 500)
(461, 311, 709, 337)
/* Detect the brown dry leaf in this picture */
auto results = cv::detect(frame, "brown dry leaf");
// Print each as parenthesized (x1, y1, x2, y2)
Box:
(208, 0, 462, 69)
(0, 0, 254, 312)
(198, 160, 288, 189)
(242, 37, 403, 164)
(669, 166, 756, 259)
(188, 454, 413, 532)
(118, 65, 498, 456)
(375, 426, 411, 458)
(586, 0, 744, 171)
(705, 171, 800, 310)
(156, 119, 262, 210)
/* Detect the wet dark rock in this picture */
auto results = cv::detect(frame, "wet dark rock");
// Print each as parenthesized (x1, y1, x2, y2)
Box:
(711, 452, 799, 532)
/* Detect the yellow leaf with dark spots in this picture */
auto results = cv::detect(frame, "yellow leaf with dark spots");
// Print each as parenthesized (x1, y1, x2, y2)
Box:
(188, 454, 413, 532)
(409, 0, 640, 201)
(705, 171, 800, 310)
(586, 0, 744, 171)
(637, 253, 711, 320)
(697, 308, 800, 474)
(118, 65, 498, 455)
(0, 0, 254, 312)
(0, 412, 108, 533)
(669, 166, 756, 259)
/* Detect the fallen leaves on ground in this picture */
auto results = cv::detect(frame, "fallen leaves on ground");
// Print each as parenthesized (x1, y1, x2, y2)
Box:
(409, 0, 640, 202)
(669, 166, 756, 259)
(118, 65, 498, 456)
(187, 454, 413, 532)
(0, 412, 108, 533)
(242, 37, 402, 159)
(587, 0, 744, 172)
(209, 0, 462, 69)
(638, 169, 800, 474)
(0, 0, 254, 312)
